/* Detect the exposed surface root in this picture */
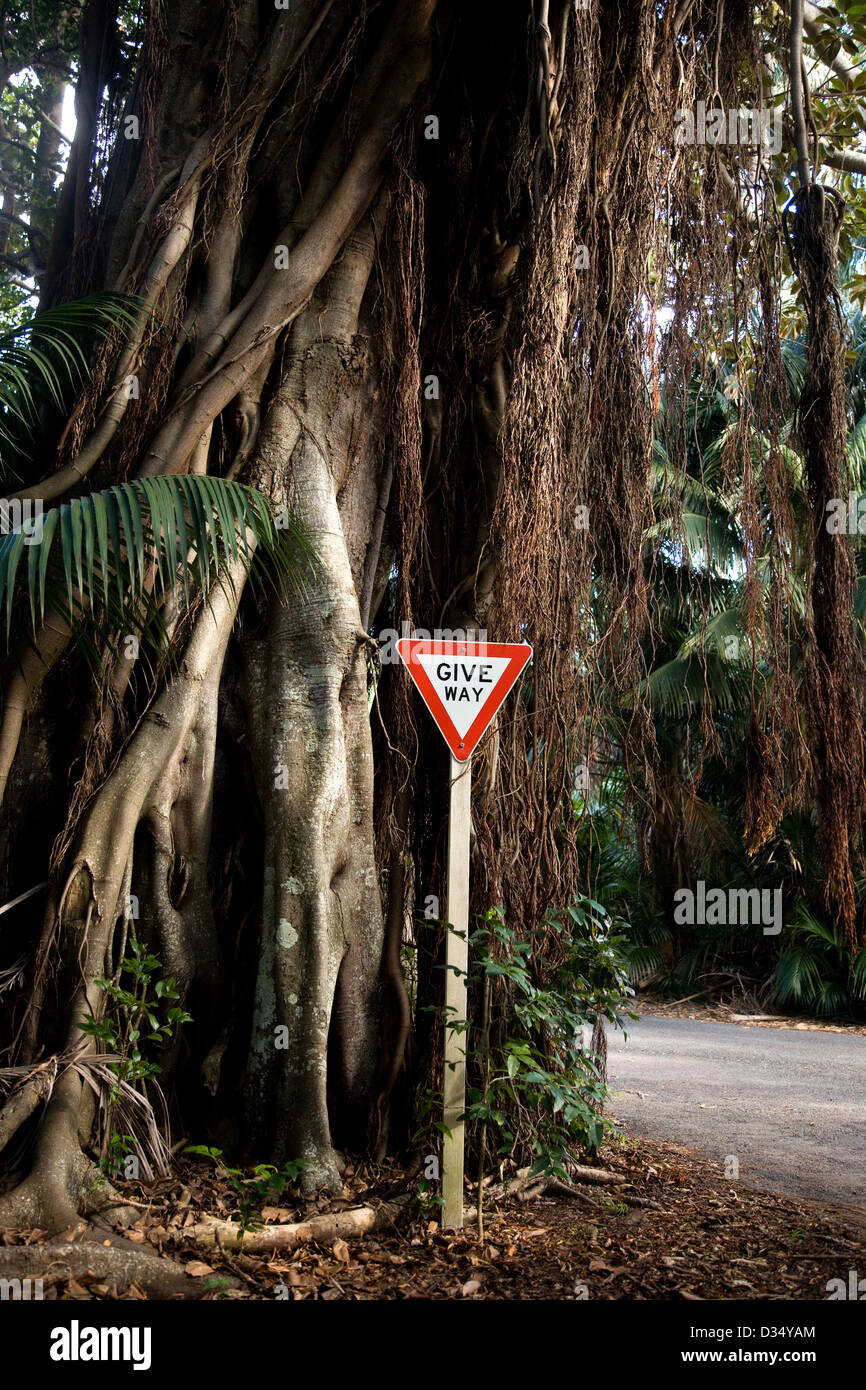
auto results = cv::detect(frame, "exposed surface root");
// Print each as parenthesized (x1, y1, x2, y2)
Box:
(0, 1242, 200, 1299)
(188, 1196, 410, 1253)
(5, 1138, 859, 1301)
(0, 1148, 138, 1236)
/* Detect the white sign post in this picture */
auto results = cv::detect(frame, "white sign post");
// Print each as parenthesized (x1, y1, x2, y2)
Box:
(443, 752, 471, 1228)
(397, 638, 532, 1229)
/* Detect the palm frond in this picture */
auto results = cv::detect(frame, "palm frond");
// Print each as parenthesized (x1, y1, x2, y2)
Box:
(0, 955, 27, 996)
(847, 413, 866, 491)
(646, 508, 743, 575)
(0, 293, 145, 480)
(678, 607, 748, 660)
(0, 475, 319, 643)
(78, 1061, 173, 1183)
(780, 337, 807, 400)
(622, 943, 668, 984)
(642, 652, 753, 717)
(0, 1048, 172, 1182)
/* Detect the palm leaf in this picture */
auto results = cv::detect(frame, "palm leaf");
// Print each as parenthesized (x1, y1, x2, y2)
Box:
(0, 293, 145, 482)
(646, 508, 744, 575)
(678, 607, 748, 660)
(847, 413, 866, 491)
(642, 652, 752, 717)
(0, 475, 319, 644)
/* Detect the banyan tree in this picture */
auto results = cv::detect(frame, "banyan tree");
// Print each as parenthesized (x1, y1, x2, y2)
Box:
(0, 0, 863, 1231)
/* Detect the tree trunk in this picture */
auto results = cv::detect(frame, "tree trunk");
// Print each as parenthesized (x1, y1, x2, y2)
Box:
(242, 223, 388, 1182)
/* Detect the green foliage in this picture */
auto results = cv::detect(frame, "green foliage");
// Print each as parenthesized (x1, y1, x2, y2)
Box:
(0, 292, 320, 660)
(464, 901, 636, 1180)
(543, 898, 639, 1033)
(0, 474, 319, 647)
(0, 294, 145, 479)
(78, 938, 191, 1086)
(103, 1131, 138, 1181)
(184, 1146, 311, 1235)
(571, 806, 673, 988)
(773, 907, 866, 1016)
(585, 298, 866, 1016)
(77, 939, 192, 1177)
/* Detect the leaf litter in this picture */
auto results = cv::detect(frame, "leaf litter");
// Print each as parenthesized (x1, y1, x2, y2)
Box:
(1, 1136, 862, 1300)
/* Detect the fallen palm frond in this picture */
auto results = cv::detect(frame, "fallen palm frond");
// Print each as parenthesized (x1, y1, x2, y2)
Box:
(0, 1048, 172, 1181)
(75, 1060, 173, 1183)
(0, 954, 28, 993)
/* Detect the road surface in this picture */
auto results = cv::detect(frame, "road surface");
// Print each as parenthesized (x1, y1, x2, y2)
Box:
(606, 1016, 866, 1207)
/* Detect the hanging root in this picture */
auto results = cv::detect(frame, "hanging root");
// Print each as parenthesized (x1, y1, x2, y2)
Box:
(790, 183, 865, 945)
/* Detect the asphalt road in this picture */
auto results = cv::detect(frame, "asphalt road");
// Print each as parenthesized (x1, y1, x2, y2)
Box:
(606, 1016, 866, 1208)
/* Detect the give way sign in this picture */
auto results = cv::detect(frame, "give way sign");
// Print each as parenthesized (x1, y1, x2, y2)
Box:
(396, 639, 532, 762)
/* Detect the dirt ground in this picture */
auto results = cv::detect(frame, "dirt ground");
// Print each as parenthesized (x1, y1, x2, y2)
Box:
(2, 1133, 862, 1300)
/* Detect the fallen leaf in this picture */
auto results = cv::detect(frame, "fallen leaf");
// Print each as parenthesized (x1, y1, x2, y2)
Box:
(461, 1279, 481, 1296)
(51, 1221, 88, 1244)
(262, 1207, 294, 1223)
(185, 1261, 214, 1277)
(332, 1239, 350, 1264)
(589, 1259, 629, 1275)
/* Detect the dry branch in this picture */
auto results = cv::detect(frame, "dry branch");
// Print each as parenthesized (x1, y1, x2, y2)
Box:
(481, 1163, 625, 1205)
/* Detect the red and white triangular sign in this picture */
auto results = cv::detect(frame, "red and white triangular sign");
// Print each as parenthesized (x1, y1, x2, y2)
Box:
(397, 639, 532, 762)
